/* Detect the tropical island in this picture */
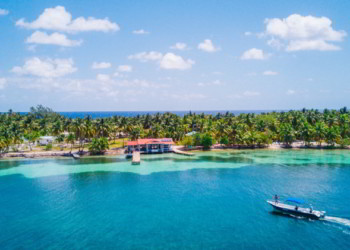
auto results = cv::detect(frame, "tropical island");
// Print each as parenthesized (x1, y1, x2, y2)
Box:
(0, 105, 349, 159)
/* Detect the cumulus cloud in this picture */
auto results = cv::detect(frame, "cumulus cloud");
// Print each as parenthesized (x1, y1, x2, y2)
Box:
(159, 53, 194, 70)
(263, 70, 278, 76)
(286, 39, 340, 51)
(26, 31, 82, 47)
(198, 39, 220, 52)
(96, 74, 110, 81)
(128, 51, 163, 62)
(0, 8, 9, 15)
(265, 14, 347, 51)
(0, 78, 6, 89)
(170, 42, 188, 50)
(129, 51, 194, 70)
(16, 6, 119, 33)
(117, 65, 132, 72)
(92, 62, 111, 69)
(241, 48, 268, 60)
(197, 80, 223, 87)
(12, 57, 77, 78)
(132, 29, 149, 35)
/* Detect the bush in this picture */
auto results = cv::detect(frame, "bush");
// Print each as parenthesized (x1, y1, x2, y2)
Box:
(89, 137, 109, 155)
(220, 135, 229, 145)
(201, 133, 213, 150)
(193, 133, 202, 146)
(45, 143, 53, 151)
(182, 136, 193, 148)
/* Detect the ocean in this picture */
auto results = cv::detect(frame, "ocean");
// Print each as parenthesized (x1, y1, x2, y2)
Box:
(0, 149, 349, 249)
(3, 110, 284, 118)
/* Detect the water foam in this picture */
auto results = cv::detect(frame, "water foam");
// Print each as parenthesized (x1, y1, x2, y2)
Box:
(324, 216, 350, 227)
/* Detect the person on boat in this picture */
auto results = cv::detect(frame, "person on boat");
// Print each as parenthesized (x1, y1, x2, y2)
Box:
(274, 194, 279, 203)
(295, 206, 298, 211)
(309, 206, 313, 213)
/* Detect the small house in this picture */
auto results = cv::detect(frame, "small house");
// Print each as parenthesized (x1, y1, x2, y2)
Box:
(127, 138, 174, 154)
(39, 136, 56, 146)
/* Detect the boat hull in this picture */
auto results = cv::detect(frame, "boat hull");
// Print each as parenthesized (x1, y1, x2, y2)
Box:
(267, 200, 325, 220)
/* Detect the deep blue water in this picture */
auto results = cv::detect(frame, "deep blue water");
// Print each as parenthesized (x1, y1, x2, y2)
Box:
(4, 110, 282, 118)
(0, 151, 350, 249)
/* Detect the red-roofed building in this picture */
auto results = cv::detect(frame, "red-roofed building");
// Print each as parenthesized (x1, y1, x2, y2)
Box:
(127, 138, 174, 154)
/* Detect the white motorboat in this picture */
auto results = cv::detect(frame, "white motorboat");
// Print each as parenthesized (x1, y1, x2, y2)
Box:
(267, 197, 325, 220)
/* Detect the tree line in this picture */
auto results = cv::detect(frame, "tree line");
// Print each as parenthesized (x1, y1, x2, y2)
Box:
(1, 105, 349, 154)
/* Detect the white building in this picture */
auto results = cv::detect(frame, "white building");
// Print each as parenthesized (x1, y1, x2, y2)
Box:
(39, 136, 56, 146)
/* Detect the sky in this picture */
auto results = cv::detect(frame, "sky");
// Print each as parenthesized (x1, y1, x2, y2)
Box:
(0, 0, 349, 112)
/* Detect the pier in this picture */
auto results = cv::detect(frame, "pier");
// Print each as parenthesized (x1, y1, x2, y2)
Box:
(132, 151, 141, 164)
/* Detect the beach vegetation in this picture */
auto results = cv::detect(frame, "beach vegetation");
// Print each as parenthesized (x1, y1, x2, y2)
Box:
(0, 105, 350, 155)
(89, 137, 109, 155)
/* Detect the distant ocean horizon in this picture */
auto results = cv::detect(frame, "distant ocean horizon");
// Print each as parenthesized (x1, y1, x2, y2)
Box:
(3, 110, 286, 119)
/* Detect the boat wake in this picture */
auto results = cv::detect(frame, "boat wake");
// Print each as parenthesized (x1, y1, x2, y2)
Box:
(323, 216, 350, 227)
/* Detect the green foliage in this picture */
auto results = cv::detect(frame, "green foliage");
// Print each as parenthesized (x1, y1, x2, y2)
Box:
(193, 133, 202, 146)
(88, 137, 109, 155)
(56, 134, 66, 143)
(45, 144, 53, 151)
(220, 135, 229, 145)
(201, 133, 213, 150)
(182, 136, 193, 148)
(0, 106, 350, 154)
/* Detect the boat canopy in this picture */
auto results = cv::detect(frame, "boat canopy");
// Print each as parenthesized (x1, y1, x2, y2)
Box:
(286, 197, 305, 204)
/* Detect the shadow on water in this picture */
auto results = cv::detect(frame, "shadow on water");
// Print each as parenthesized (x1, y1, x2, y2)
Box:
(269, 211, 313, 221)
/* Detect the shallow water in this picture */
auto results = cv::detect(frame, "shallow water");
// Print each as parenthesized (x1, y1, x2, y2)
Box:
(0, 150, 349, 249)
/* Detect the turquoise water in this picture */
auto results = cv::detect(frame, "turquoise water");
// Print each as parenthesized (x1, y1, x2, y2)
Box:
(1, 150, 350, 249)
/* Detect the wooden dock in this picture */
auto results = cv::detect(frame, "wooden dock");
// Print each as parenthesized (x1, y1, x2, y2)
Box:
(132, 151, 141, 165)
(172, 147, 194, 156)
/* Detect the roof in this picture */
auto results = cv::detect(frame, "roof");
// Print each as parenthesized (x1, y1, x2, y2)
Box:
(185, 131, 197, 136)
(39, 136, 56, 140)
(286, 197, 305, 204)
(127, 138, 174, 146)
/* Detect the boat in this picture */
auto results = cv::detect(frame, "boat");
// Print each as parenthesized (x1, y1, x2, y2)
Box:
(71, 153, 80, 159)
(267, 197, 325, 220)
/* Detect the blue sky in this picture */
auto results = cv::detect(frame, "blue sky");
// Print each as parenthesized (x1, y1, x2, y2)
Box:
(0, 0, 349, 111)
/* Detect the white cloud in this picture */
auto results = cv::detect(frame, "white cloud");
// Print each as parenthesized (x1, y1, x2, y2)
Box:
(129, 51, 194, 70)
(197, 79, 223, 87)
(0, 8, 9, 16)
(96, 74, 110, 81)
(241, 48, 268, 60)
(171, 93, 206, 100)
(244, 31, 252, 36)
(159, 53, 194, 70)
(198, 39, 220, 52)
(170, 42, 188, 50)
(263, 70, 278, 76)
(26, 31, 82, 47)
(117, 65, 132, 72)
(0, 78, 6, 89)
(243, 91, 261, 97)
(286, 39, 340, 51)
(287, 89, 296, 95)
(12, 57, 77, 78)
(267, 38, 284, 50)
(265, 14, 346, 51)
(92, 62, 111, 69)
(16, 6, 119, 33)
(132, 29, 149, 35)
(128, 51, 163, 62)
